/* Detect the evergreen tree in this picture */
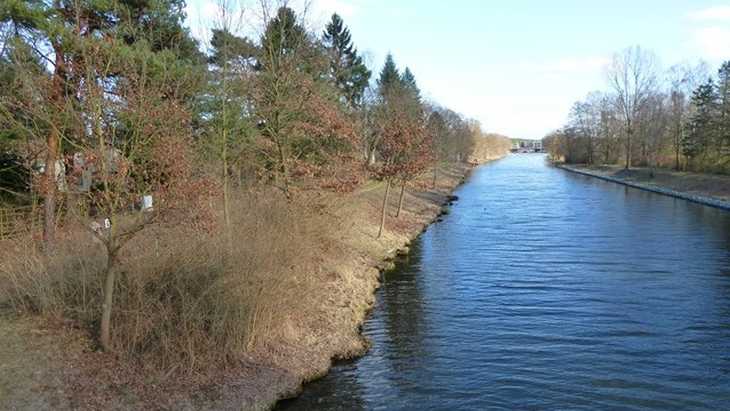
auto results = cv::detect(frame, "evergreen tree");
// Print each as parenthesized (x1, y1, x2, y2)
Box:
(401, 67, 421, 101)
(718, 61, 730, 149)
(323, 13, 371, 108)
(254, 7, 355, 196)
(0, 0, 204, 245)
(683, 79, 718, 161)
(258, 7, 308, 72)
(122, 0, 204, 62)
(1, 0, 207, 350)
(0, 36, 43, 205)
(209, 29, 256, 68)
(206, 27, 257, 234)
(377, 53, 400, 96)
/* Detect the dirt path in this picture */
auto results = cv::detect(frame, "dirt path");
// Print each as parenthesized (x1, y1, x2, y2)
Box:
(0, 316, 73, 410)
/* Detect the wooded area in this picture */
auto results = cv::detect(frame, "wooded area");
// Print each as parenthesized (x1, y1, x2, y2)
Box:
(0, 0, 509, 369)
(545, 46, 730, 174)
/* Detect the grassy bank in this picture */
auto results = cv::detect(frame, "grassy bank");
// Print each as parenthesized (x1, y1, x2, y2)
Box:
(558, 164, 730, 209)
(0, 160, 489, 410)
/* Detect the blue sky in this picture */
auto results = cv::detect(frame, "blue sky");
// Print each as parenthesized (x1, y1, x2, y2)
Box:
(186, 1, 730, 139)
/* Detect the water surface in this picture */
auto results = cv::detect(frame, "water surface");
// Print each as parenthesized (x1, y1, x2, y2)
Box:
(280, 154, 730, 410)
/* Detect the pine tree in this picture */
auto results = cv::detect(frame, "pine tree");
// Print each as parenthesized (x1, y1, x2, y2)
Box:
(717, 61, 730, 150)
(377, 53, 401, 96)
(0, 36, 43, 205)
(206, 26, 257, 239)
(323, 13, 371, 108)
(683, 79, 718, 162)
(401, 67, 421, 101)
(0, 0, 203, 247)
(259, 7, 308, 72)
(209, 29, 256, 68)
(1, 0, 206, 351)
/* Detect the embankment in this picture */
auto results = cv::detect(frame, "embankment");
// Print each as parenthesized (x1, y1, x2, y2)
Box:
(241, 162, 486, 410)
(0, 157, 505, 410)
(557, 164, 730, 211)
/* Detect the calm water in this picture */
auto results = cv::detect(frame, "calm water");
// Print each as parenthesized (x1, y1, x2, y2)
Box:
(279, 154, 730, 410)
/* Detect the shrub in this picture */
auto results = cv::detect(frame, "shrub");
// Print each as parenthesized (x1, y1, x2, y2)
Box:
(0, 189, 325, 372)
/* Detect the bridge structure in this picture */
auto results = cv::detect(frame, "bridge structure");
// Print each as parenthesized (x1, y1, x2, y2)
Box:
(510, 139, 544, 153)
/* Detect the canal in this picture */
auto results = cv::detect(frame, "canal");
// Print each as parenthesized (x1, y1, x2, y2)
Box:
(279, 154, 730, 410)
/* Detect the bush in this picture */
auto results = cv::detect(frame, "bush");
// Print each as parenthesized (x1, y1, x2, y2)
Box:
(0, 189, 325, 372)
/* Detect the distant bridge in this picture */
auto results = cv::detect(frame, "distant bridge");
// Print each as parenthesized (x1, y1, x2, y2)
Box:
(510, 139, 544, 153)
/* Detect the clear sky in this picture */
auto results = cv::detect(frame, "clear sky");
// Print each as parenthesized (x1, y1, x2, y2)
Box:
(186, 1, 730, 139)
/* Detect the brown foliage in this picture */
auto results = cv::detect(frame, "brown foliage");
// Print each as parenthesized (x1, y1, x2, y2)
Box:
(0, 189, 326, 371)
(375, 92, 432, 182)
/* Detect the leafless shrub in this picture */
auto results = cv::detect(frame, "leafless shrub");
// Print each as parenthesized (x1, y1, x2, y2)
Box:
(0, 188, 327, 372)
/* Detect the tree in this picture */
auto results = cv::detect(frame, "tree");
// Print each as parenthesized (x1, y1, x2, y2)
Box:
(427, 108, 449, 186)
(374, 61, 429, 234)
(667, 62, 708, 170)
(569, 93, 604, 165)
(606, 46, 659, 169)
(322, 13, 371, 108)
(255, 5, 317, 195)
(0, 0, 211, 351)
(683, 79, 718, 166)
(717, 61, 730, 151)
(254, 5, 356, 197)
(0, 0, 203, 248)
(362, 54, 401, 167)
(203, 1, 257, 244)
(401, 67, 421, 101)
(595, 93, 620, 164)
(636, 91, 668, 169)
(377, 53, 401, 96)
(0, 34, 44, 206)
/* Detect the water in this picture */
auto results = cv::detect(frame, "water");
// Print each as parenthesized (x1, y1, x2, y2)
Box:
(279, 154, 730, 410)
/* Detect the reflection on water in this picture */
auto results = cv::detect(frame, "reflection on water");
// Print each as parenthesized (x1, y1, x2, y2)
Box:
(278, 154, 730, 410)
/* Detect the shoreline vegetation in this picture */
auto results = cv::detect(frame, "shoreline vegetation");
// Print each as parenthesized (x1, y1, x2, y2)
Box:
(0, 153, 505, 410)
(544, 47, 729, 177)
(543, 46, 729, 213)
(0, 2, 514, 410)
(556, 163, 730, 211)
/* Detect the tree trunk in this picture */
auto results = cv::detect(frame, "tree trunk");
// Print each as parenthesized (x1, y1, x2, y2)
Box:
(275, 139, 291, 200)
(675, 130, 681, 171)
(43, 133, 58, 249)
(43, 42, 66, 249)
(377, 179, 391, 239)
(368, 147, 376, 166)
(223, 161, 232, 251)
(396, 183, 406, 218)
(587, 137, 593, 165)
(625, 124, 632, 169)
(100, 248, 117, 351)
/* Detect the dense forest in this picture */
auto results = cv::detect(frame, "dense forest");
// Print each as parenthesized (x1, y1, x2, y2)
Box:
(545, 46, 730, 174)
(0, 0, 509, 372)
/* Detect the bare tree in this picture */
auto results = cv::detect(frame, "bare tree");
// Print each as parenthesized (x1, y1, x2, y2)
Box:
(636, 91, 669, 170)
(666, 61, 709, 170)
(569, 92, 604, 165)
(606, 46, 659, 169)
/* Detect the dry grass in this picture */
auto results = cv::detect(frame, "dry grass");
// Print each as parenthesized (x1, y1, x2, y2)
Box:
(0, 189, 329, 373)
(580, 164, 730, 202)
(0, 161, 480, 409)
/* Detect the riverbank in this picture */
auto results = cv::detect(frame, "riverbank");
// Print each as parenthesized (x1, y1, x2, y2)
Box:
(557, 164, 730, 211)
(0, 156, 503, 410)
(273, 150, 730, 410)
